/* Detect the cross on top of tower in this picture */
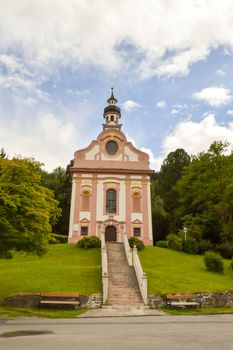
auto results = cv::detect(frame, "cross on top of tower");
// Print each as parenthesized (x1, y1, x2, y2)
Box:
(107, 87, 118, 104)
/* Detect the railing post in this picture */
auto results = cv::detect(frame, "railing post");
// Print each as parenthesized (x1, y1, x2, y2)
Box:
(133, 245, 137, 264)
(132, 244, 148, 305)
(123, 233, 133, 266)
(141, 273, 148, 305)
(101, 232, 108, 305)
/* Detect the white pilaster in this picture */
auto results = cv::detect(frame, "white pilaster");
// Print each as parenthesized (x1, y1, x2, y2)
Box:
(147, 182, 153, 240)
(68, 179, 76, 237)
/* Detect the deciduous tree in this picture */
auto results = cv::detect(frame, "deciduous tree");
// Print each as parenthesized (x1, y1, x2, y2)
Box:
(0, 157, 61, 258)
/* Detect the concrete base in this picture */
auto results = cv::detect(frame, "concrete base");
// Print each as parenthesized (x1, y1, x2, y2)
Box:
(78, 307, 165, 317)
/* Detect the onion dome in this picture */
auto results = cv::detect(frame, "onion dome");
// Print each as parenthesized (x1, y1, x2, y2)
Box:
(103, 87, 121, 118)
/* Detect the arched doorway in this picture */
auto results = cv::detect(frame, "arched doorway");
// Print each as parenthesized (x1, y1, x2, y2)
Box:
(105, 225, 117, 242)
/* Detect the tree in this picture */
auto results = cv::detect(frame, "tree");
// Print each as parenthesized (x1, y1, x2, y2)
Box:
(0, 157, 61, 258)
(176, 141, 233, 245)
(0, 148, 7, 159)
(155, 149, 191, 233)
(41, 160, 73, 235)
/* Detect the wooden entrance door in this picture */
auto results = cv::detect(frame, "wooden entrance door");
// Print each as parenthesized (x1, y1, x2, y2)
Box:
(105, 225, 117, 242)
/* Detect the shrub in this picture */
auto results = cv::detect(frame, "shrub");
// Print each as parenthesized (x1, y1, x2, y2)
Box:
(128, 237, 145, 251)
(204, 252, 224, 273)
(156, 240, 168, 248)
(77, 236, 101, 249)
(182, 237, 198, 254)
(196, 240, 213, 255)
(48, 236, 57, 245)
(167, 234, 182, 251)
(215, 242, 233, 259)
(48, 233, 67, 244)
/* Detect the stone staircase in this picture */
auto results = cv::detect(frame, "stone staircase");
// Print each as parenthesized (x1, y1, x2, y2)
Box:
(106, 242, 144, 307)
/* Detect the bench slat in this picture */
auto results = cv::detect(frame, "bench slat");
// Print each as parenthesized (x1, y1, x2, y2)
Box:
(41, 293, 80, 298)
(166, 295, 195, 300)
(40, 300, 80, 305)
(167, 302, 199, 306)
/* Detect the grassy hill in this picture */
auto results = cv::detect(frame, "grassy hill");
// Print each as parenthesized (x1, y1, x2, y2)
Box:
(139, 247, 233, 295)
(0, 244, 101, 303)
(1, 244, 232, 305)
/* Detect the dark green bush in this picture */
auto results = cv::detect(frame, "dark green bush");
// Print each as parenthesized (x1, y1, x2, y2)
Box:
(156, 240, 168, 248)
(77, 236, 101, 249)
(204, 252, 224, 273)
(48, 233, 67, 244)
(0, 250, 13, 259)
(182, 237, 198, 254)
(215, 242, 233, 259)
(167, 234, 182, 251)
(48, 236, 57, 245)
(128, 237, 145, 250)
(196, 240, 213, 255)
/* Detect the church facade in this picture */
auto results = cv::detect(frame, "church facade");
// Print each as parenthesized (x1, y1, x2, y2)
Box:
(68, 90, 153, 245)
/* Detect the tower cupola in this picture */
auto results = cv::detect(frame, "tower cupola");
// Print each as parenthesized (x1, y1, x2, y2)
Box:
(103, 87, 122, 130)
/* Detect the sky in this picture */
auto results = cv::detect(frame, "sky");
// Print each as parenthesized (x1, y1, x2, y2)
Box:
(0, 0, 233, 171)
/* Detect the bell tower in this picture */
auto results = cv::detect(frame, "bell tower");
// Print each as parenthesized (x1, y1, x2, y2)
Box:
(103, 87, 122, 131)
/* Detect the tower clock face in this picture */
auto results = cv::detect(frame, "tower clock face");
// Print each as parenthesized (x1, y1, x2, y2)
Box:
(106, 140, 119, 155)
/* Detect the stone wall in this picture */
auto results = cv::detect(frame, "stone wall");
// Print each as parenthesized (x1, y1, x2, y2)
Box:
(149, 291, 233, 308)
(3, 293, 102, 309)
(85, 294, 102, 309)
(4, 294, 41, 308)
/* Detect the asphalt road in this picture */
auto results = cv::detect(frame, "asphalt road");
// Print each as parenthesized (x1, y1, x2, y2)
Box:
(0, 314, 233, 350)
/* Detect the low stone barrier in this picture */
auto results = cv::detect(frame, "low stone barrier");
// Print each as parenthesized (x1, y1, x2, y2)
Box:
(149, 291, 233, 308)
(3, 293, 102, 309)
(4, 294, 41, 308)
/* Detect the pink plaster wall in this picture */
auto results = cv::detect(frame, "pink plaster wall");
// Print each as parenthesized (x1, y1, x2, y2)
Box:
(69, 128, 153, 245)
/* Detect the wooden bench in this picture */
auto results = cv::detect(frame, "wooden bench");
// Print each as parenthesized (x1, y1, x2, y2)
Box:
(40, 293, 80, 309)
(166, 294, 201, 309)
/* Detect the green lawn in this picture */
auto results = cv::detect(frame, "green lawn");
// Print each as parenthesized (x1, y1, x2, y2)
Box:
(0, 306, 87, 319)
(139, 247, 233, 295)
(0, 244, 101, 303)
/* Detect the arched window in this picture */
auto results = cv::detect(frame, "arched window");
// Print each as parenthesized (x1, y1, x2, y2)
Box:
(110, 115, 114, 122)
(106, 189, 116, 213)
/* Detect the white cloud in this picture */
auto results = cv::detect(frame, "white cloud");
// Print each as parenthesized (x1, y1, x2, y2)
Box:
(171, 109, 179, 115)
(170, 103, 188, 115)
(162, 114, 233, 157)
(227, 110, 233, 116)
(0, 54, 50, 103)
(149, 114, 233, 171)
(0, 112, 79, 171)
(216, 69, 226, 76)
(156, 101, 167, 109)
(0, 89, 96, 171)
(192, 86, 232, 107)
(141, 147, 162, 171)
(123, 100, 142, 111)
(1, 1, 233, 78)
(66, 88, 90, 95)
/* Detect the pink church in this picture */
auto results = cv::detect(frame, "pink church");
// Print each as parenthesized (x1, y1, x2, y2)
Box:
(68, 89, 153, 245)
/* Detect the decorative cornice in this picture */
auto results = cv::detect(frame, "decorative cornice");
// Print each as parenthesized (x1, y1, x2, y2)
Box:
(71, 167, 154, 177)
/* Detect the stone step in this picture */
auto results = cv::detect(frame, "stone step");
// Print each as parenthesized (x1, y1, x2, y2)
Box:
(108, 294, 141, 299)
(105, 242, 143, 307)
(106, 301, 144, 306)
(102, 305, 149, 310)
(107, 299, 143, 304)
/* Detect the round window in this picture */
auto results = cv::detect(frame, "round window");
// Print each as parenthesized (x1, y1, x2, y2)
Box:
(105, 140, 119, 155)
